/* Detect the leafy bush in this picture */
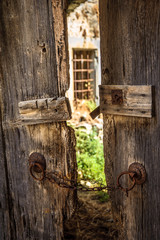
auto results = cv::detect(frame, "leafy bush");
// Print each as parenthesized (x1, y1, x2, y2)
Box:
(75, 126, 106, 185)
(85, 100, 97, 112)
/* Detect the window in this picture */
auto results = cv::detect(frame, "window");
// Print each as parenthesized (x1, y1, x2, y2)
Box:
(73, 50, 95, 100)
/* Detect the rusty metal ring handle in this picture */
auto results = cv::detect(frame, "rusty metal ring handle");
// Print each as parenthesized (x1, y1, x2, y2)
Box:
(117, 171, 136, 193)
(29, 162, 45, 181)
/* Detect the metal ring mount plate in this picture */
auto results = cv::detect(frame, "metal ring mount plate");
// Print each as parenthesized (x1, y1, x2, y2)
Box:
(128, 162, 146, 185)
(28, 152, 46, 173)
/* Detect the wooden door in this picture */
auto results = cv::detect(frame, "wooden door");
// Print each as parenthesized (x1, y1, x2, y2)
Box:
(0, 1, 76, 239)
(100, 1, 160, 239)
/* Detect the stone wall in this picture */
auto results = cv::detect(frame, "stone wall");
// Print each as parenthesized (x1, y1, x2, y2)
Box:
(67, 0, 101, 108)
(67, 0, 87, 14)
(68, 0, 99, 39)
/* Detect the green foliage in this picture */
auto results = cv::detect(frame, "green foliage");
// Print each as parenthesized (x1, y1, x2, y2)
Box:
(97, 191, 110, 203)
(85, 100, 97, 112)
(75, 126, 106, 185)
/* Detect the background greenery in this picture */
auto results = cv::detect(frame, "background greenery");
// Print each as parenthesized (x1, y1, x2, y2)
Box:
(75, 126, 109, 201)
(75, 126, 105, 185)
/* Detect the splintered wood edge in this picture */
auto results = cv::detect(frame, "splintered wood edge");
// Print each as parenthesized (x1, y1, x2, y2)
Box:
(99, 85, 153, 118)
(18, 97, 72, 124)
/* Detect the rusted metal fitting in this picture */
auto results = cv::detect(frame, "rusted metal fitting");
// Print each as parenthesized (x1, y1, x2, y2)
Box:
(128, 162, 146, 185)
(111, 89, 123, 105)
(117, 162, 146, 196)
(28, 152, 46, 181)
(117, 171, 136, 195)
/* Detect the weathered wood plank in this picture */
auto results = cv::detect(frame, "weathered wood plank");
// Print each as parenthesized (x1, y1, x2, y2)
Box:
(52, 0, 69, 96)
(100, 1, 160, 239)
(18, 97, 71, 123)
(0, 0, 76, 239)
(100, 85, 153, 118)
(0, 123, 11, 239)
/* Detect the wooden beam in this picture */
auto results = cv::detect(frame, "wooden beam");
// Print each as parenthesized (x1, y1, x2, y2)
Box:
(18, 97, 71, 124)
(90, 106, 100, 119)
(99, 85, 153, 118)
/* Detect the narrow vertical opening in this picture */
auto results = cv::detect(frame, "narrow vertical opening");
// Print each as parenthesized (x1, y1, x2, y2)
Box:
(65, 1, 121, 239)
(66, 0, 104, 191)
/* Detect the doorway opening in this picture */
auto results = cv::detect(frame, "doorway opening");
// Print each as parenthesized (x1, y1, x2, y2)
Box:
(66, 0, 105, 192)
(65, 0, 122, 239)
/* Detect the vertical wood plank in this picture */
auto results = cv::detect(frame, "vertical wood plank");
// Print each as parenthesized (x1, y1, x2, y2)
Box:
(52, 0, 69, 96)
(0, 123, 11, 239)
(100, 1, 160, 239)
(0, 0, 76, 239)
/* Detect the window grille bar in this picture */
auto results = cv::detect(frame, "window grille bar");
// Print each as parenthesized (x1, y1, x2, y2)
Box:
(73, 69, 94, 72)
(87, 53, 90, 99)
(81, 52, 83, 99)
(73, 50, 95, 100)
(74, 89, 92, 93)
(74, 79, 94, 82)
(73, 59, 93, 62)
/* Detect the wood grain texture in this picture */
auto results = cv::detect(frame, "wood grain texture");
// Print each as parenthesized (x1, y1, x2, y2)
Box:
(0, 0, 76, 239)
(52, 0, 69, 96)
(100, 85, 153, 118)
(100, 1, 160, 239)
(18, 97, 71, 124)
